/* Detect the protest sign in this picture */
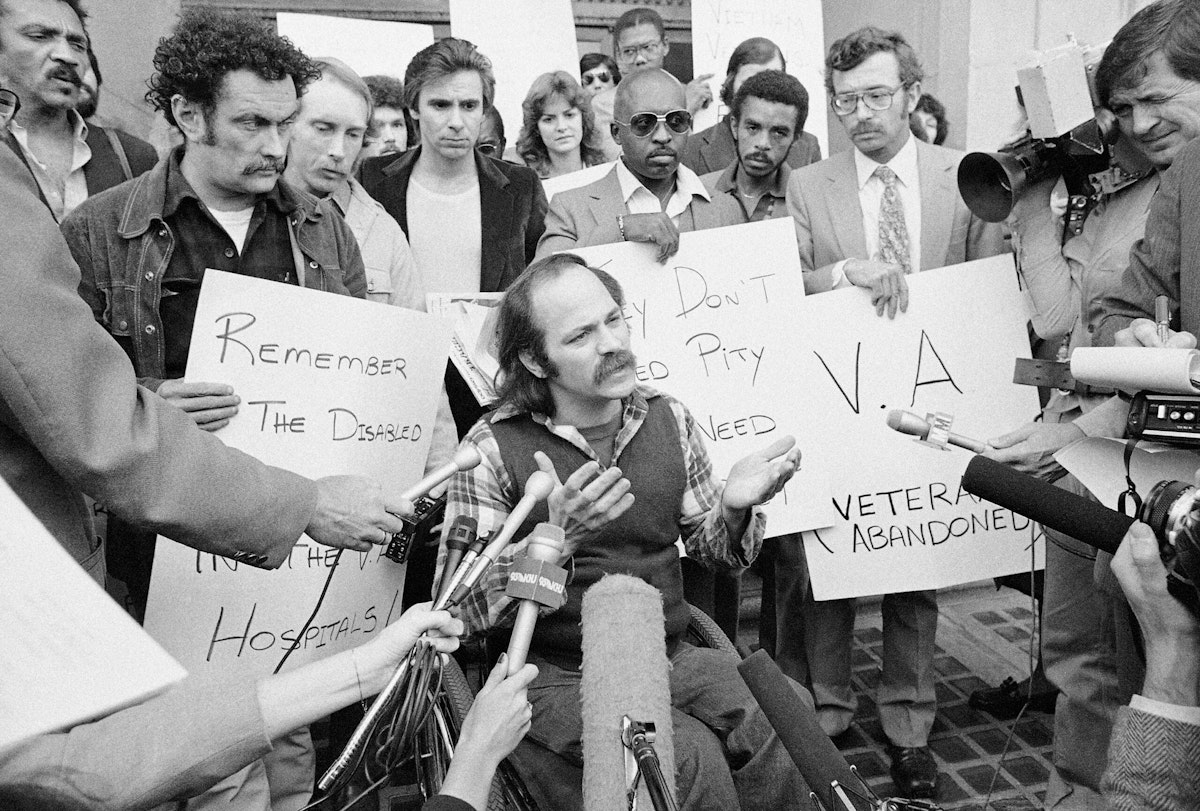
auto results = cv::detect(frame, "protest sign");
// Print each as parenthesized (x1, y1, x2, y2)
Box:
(449, 0, 580, 161)
(541, 161, 618, 203)
(795, 256, 1043, 599)
(144, 272, 450, 676)
(573, 219, 835, 536)
(690, 0, 829, 150)
(0, 478, 185, 752)
(276, 13, 434, 81)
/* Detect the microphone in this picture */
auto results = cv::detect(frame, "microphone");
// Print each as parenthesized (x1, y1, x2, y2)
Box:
(580, 574, 675, 811)
(434, 516, 477, 604)
(886, 410, 987, 453)
(504, 524, 567, 673)
(961, 455, 1132, 555)
(400, 445, 482, 502)
(446, 469, 555, 607)
(737, 650, 873, 811)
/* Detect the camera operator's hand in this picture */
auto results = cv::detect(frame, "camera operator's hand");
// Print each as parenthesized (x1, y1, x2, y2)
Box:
(1112, 521, 1200, 707)
(1115, 317, 1197, 349)
(844, 258, 909, 319)
(985, 420, 1085, 478)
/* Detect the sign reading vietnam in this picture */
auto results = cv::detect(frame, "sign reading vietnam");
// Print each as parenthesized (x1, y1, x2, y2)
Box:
(796, 256, 1045, 599)
(144, 271, 450, 676)
(573, 219, 836, 536)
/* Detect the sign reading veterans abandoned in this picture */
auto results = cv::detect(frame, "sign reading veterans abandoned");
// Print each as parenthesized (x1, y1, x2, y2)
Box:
(144, 271, 450, 675)
(795, 257, 1044, 599)
(573, 219, 835, 536)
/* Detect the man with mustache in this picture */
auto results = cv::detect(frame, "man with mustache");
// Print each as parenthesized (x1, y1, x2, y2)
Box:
(437, 252, 806, 810)
(536, 68, 741, 262)
(782, 27, 1004, 800)
(60, 10, 366, 811)
(0, 0, 155, 222)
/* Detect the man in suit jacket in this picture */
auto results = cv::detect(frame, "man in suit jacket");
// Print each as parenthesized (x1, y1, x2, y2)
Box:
(783, 27, 1005, 800)
(683, 36, 821, 176)
(537, 68, 741, 261)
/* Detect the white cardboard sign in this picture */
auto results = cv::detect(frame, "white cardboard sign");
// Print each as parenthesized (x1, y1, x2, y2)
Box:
(573, 219, 835, 536)
(690, 0, 829, 152)
(0, 478, 185, 753)
(797, 256, 1044, 599)
(276, 13, 434, 82)
(144, 272, 450, 676)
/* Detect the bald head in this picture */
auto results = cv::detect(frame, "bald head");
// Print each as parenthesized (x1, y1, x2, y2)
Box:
(613, 68, 685, 123)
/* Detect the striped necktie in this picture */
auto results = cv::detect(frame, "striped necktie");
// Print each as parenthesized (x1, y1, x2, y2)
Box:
(874, 164, 911, 274)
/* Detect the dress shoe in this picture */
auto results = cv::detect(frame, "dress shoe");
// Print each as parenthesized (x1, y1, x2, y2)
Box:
(886, 744, 938, 799)
(969, 675, 1058, 718)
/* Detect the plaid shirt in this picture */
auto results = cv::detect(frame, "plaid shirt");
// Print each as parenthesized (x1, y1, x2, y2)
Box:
(437, 385, 765, 638)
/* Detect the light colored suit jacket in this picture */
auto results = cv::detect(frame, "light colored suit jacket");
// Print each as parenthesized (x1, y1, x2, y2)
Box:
(785, 138, 1006, 294)
(536, 165, 744, 258)
(1102, 704, 1200, 810)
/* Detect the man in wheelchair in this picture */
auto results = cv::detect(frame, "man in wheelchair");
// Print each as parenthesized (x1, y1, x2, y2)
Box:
(435, 253, 811, 810)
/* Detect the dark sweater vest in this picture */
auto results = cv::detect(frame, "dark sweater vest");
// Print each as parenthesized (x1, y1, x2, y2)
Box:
(489, 396, 688, 670)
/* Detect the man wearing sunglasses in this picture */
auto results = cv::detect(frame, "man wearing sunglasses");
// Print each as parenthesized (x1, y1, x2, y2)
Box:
(783, 27, 1004, 801)
(536, 68, 740, 262)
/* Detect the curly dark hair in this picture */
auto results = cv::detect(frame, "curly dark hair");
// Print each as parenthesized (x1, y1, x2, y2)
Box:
(730, 70, 809, 134)
(364, 74, 405, 109)
(146, 7, 319, 128)
(516, 71, 606, 178)
(824, 26, 923, 97)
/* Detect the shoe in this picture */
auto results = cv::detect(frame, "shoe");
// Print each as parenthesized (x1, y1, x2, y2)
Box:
(969, 675, 1058, 717)
(886, 744, 938, 799)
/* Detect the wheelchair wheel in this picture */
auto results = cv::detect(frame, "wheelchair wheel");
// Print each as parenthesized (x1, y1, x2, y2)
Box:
(685, 603, 740, 658)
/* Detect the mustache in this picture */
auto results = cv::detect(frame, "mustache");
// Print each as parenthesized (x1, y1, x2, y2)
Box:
(851, 126, 882, 137)
(594, 350, 635, 384)
(242, 158, 286, 175)
(648, 149, 677, 159)
(49, 66, 81, 86)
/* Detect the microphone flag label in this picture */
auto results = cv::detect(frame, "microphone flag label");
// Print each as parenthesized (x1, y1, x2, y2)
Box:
(506, 557, 568, 609)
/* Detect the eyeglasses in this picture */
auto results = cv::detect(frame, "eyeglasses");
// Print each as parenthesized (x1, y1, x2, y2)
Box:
(583, 71, 612, 85)
(615, 109, 692, 138)
(831, 85, 906, 116)
(477, 141, 500, 156)
(0, 88, 19, 128)
(617, 40, 664, 62)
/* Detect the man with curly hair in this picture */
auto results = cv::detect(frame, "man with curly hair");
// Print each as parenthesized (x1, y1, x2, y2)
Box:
(362, 73, 408, 159)
(60, 9, 368, 811)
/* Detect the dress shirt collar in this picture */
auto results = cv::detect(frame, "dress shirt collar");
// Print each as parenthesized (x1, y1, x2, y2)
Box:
(714, 159, 791, 199)
(615, 158, 711, 206)
(8, 108, 89, 168)
(854, 133, 919, 191)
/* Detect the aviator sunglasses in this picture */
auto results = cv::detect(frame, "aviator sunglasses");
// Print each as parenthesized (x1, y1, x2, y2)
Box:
(614, 109, 692, 138)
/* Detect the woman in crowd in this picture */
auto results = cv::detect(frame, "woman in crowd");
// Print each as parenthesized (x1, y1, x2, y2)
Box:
(516, 70, 607, 179)
(579, 53, 620, 99)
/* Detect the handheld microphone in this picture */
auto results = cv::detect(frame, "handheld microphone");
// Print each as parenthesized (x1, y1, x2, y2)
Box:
(737, 650, 873, 810)
(961, 455, 1133, 555)
(580, 574, 675, 811)
(434, 516, 477, 604)
(447, 469, 555, 607)
(504, 524, 567, 673)
(400, 445, 482, 502)
(887, 410, 987, 454)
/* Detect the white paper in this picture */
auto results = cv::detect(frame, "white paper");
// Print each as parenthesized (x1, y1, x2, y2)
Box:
(540, 161, 617, 203)
(144, 272, 450, 676)
(449, 0, 580, 159)
(276, 13, 434, 81)
(1056, 437, 1200, 511)
(690, 0, 829, 152)
(1071, 347, 1200, 395)
(572, 219, 834, 536)
(427, 292, 504, 406)
(0, 479, 186, 753)
(795, 256, 1045, 599)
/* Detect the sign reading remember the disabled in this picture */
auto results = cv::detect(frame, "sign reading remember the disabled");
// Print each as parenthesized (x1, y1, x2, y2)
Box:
(572, 219, 835, 536)
(795, 256, 1043, 600)
(144, 271, 450, 676)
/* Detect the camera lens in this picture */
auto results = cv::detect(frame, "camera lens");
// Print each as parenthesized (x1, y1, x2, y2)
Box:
(1140, 480, 1194, 539)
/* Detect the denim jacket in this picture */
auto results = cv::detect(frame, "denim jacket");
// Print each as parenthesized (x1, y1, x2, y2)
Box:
(62, 152, 366, 387)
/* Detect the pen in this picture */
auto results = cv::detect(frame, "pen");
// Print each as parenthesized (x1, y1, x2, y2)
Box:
(1156, 295, 1171, 345)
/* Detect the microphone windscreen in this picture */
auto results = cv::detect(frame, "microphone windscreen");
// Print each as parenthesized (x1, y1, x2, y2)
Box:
(886, 409, 930, 439)
(581, 574, 675, 811)
(961, 455, 1132, 555)
(737, 650, 870, 810)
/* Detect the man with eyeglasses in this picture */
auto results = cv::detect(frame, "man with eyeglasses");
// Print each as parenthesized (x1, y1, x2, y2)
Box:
(360, 38, 546, 438)
(591, 7, 716, 161)
(536, 68, 740, 261)
(475, 104, 507, 161)
(783, 27, 1004, 800)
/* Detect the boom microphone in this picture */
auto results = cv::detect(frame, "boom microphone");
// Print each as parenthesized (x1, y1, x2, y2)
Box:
(504, 523, 567, 673)
(961, 455, 1133, 555)
(737, 650, 872, 811)
(400, 445, 482, 502)
(887, 410, 987, 453)
(581, 575, 676, 811)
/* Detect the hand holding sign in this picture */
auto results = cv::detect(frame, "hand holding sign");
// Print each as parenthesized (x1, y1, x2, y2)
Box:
(844, 258, 909, 319)
(686, 73, 715, 115)
(156, 378, 240, 431)
(308, 475, 414, 552)
(621, 212, 681, 263)
(534, 451, 635, 558)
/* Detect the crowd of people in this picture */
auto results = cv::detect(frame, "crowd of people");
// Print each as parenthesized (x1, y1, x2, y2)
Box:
(3, 0, 1200, 809)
